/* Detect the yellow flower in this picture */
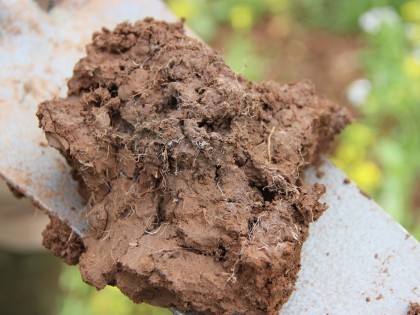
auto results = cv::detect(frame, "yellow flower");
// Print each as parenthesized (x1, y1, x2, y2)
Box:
(334, 144, 363, 164)
(401, 0, 420, 23)
(166, 0, 197, 20)
(230, 4, 253, 31)
(403, 56, 420, 78)
(352, 160, 382, 192)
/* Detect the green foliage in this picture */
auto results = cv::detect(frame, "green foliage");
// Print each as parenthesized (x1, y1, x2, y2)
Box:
(334, 2, 420, 238)
(223, 34, 266, 81)
(290, 0, 407, 32)
(166, 0, 289, 42)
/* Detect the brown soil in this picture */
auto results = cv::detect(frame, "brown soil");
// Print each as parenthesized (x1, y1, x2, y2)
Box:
(408, 302, 420, 315)
(37, 19, 349, 314)
(42, 215, 84, 265)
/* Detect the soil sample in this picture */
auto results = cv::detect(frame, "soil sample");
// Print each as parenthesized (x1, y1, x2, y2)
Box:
(38, 19, 349, 314)
(408, 302, 420, 315)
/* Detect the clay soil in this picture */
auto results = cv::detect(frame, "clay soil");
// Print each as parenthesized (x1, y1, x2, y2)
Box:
(42, 215, 84, 265)
(38, 19, 349, 314)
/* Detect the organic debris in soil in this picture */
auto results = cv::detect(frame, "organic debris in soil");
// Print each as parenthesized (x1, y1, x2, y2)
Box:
(38, 19, 350, 314)
(408, 302, 420, 315)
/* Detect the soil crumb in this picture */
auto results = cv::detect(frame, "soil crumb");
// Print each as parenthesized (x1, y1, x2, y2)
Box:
(359, 188, 372, 200)
(42, 215, 84, 265)
(37, 19, 349, 314)
(408, 302, 420, 315)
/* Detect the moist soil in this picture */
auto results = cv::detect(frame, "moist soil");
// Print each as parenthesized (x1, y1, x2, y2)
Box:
(42, 215, 84, 265)
(37, 19, 349, 314)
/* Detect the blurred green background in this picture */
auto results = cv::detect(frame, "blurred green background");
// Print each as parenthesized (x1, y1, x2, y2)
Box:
(1, 0, 419, 314)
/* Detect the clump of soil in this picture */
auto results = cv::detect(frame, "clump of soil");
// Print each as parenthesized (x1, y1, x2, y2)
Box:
(37, 19, 349, 314)
(42, 215, 84, 265)
(408, 302, 420, 315)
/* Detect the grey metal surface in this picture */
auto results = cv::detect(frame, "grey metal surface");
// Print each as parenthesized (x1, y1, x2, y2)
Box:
(0, 1, 418, 314)
(281, 159, 419, 314)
